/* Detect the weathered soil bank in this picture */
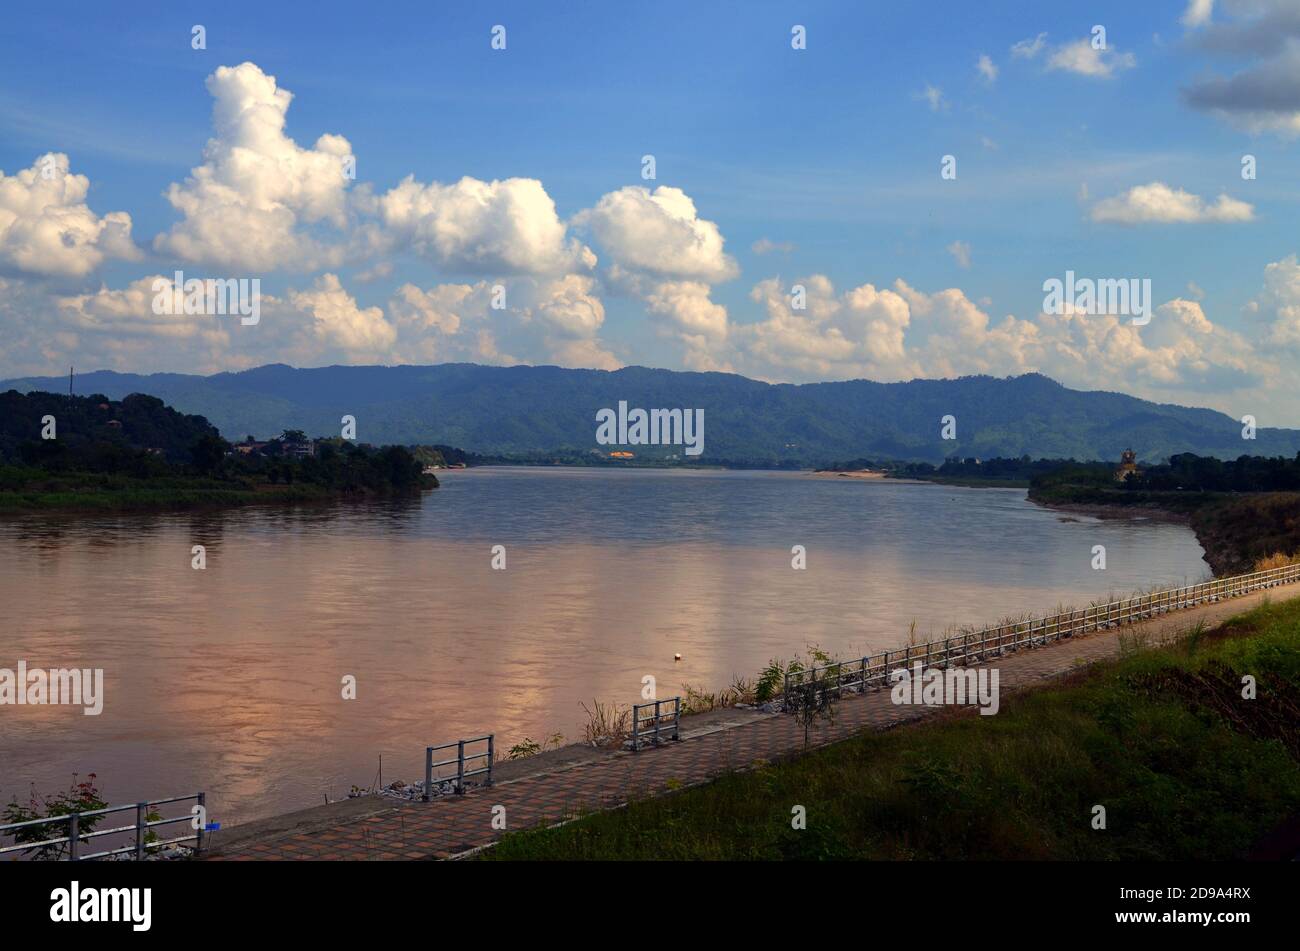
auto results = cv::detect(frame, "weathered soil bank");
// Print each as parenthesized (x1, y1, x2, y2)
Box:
(1029, 490, 1300, 578)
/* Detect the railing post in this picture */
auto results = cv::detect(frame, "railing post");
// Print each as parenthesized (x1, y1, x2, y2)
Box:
(456, 739, 466, 794)
(424, 747, 433, 801)
(136, 802, 147, 860)
(194, 792, 206, 854)
(486, 735, 495, 786)
(654, 699, 662, 744)
(68, 813, 79, 861)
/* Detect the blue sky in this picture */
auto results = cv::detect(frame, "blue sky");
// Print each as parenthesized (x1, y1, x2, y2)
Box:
(2, 1, 1300, 423)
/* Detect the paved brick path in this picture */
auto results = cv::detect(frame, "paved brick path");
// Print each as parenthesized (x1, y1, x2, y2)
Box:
(207, 585, 1295, 860)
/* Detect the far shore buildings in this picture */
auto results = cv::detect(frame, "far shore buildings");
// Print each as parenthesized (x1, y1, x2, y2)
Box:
(281, 439, 315, 459)
(232, 436, 316, 459)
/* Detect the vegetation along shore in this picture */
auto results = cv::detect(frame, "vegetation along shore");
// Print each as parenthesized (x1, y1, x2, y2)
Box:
(824, 452, 1300, 575)
(1027, 453, 1300, 577)
(0, 390, 437, 512)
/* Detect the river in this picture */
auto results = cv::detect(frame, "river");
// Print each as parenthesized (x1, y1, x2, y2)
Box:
(0, 467, 1208, 825)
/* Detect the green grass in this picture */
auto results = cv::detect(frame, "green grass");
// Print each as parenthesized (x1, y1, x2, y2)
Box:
(483, 598, 1300, 860)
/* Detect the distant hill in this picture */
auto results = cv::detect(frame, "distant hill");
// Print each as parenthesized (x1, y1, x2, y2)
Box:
(5, 364, 1297, 465)
(0, 390, 220, 466)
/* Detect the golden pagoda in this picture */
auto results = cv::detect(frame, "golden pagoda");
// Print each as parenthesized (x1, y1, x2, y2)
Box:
(1115, 448, 1138, 482)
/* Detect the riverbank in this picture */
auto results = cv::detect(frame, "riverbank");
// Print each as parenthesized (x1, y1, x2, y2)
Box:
(914, 475, 1030, 488)
(482, 594, 1300, 861)
(0, 453, 438, 513)
(1027, 485, 1300, 577)
(811, 469, 950, 486)
(813, 468, 888, 479)
(0, 392, 439, 513)
(199, 576, 1300, 860)
(0, 475, 333, 512)
(1029, 498, 1194, 525)
(0, 477, 433, 512)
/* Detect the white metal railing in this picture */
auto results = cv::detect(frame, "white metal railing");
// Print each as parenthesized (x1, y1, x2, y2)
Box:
(424, 735, 494, 800)
(783, 562, 1300, 710)
(0, 792, 206, 861)
(631, 697, 682, 751)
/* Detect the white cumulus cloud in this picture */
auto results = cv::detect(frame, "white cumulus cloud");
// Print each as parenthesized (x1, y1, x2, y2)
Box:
(1251, 254, 1300, 347)
(287, 273, 396, 357)
(375, 175, 595, 275)
(1047, 38, 1136, 78)
(1090, 182, 1254, 224)
(0, 153, 140, 278)
(153, 62, 356, 271)
(575, 185, 738, 283)
(696, 274, 1265, 413)
(387, 275, 617, 369)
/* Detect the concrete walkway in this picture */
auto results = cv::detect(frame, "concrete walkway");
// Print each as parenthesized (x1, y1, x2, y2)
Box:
(205, 585, 1297, 861)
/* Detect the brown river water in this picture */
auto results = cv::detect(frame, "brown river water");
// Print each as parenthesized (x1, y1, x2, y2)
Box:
(0, 467, 1208, 826)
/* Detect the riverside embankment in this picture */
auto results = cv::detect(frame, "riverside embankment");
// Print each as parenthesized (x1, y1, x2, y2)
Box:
(203, 568, 1300, 860)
